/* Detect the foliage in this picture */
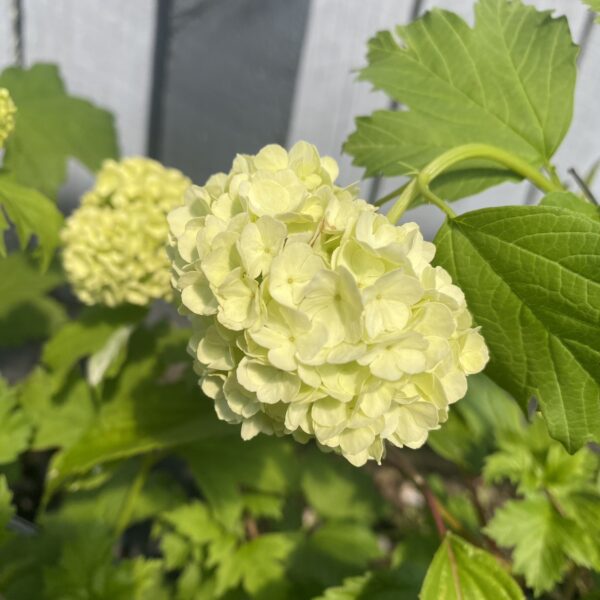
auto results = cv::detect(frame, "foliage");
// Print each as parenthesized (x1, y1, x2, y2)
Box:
(344, 0, 577, 202)
(0, 64, 118, 198)
(434, 204, 600, 452)
(0, 0, 599, 598)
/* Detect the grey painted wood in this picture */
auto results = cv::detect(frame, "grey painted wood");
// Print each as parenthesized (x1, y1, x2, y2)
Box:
(287, 0, 417, 194)
(160, 0, 311, 185)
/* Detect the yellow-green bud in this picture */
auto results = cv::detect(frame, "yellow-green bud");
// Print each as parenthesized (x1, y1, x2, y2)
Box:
(62, 157, 191, 307)
(168, 142, 489, 466)
(0, 88, 16, 148)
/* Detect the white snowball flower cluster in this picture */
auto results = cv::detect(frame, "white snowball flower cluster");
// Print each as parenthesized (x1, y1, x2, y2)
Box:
(62, 157, 191, 307)
(168, 142, 488, 466)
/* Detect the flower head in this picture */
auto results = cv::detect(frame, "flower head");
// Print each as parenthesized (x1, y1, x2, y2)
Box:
(0, 88, 16, 148)
(168, 142, 488, 466)
(62, 157, 191, 306)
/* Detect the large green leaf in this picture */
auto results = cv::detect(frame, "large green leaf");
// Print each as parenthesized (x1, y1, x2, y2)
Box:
(434, 205, 600, 452)
(0, 253, 66, 346)
(420, 533, 524, 599)
(0, 64, 118, 197)
(344, 0, 577, 201)
(0, 173, 63, 269)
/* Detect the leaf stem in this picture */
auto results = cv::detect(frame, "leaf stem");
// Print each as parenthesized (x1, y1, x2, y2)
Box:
(115, 453, 156, 537)
(387, 143, 564, 224)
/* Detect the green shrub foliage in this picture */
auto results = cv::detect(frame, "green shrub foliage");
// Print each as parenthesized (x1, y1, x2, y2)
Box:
(1, 1, 599, 598)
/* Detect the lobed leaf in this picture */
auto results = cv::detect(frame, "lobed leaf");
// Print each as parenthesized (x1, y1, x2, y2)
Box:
(344, 0, 577, 201)
(420, 532, 524, 599)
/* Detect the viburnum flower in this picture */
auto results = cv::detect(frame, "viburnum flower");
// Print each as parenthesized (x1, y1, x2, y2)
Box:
(167, 142, 488, 466)
(0, 88, 16, 148)
(62, 157, 191, 307)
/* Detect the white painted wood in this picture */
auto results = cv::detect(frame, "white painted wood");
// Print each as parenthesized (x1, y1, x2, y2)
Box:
(0, 0, 14, 70)
(20, 0, 157, 210)
(287, 0, 417, 193)
(23, 0, 156, 157)
(554, 23, 600, 198)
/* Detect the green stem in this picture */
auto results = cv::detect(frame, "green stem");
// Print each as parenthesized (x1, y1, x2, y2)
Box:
(115, 453, 156, 537)
(387, 143, 564, 224)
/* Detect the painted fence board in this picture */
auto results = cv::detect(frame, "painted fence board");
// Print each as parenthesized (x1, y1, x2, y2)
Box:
(159, 0, 310, 186)
(20, 0, 157, 210)
(286, 0, 418, 194)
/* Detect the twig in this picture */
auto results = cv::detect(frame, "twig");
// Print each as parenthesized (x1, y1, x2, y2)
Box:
(568, 167, 599, 205)
(386, 449, 446, 538)
(244, 515, 260, 540)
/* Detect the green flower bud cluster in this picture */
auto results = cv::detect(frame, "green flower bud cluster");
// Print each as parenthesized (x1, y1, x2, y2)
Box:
(62, 157, 191, 307)
(168, 142, 488, 466)
(0, 88, 16, 148)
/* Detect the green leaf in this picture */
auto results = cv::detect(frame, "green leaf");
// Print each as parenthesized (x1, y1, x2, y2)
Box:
(344, 0, 577, 201)
(19, 368, 96, 451)
(0, 377, 31, 465)
(420, 532, 524, 600)
(483, 416, 597, 496)
(485, 496, 580, 595)
(180, 435, 298, 528)
(288, 521, 383, 594)
(0, 173, 63, 269)
(0, 254, 66, 347)
(55, 459, 185, 532)
(214, 532, 299, 598)
(0, 64, 118, 197)
(540, 191, 600, 220)
(0, 475, 15, 545)
(159, 501, 223, 549)
(301, 448, 384, 524)
(42, 304, 146, 387)
(45, 326, 231, 497)
(428, 374, 522, 472)
(434, 205, 600, 452)
(43, 528, 168, 600)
